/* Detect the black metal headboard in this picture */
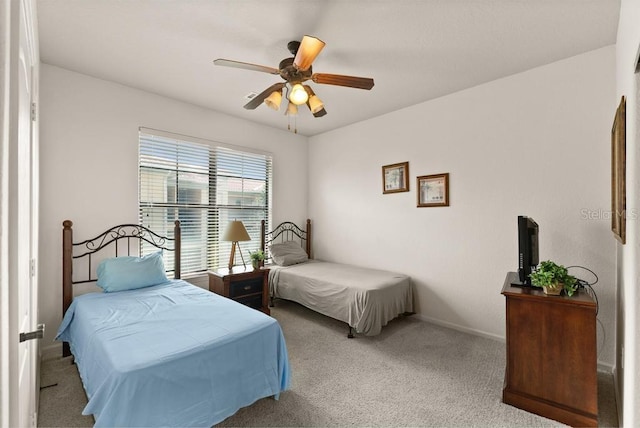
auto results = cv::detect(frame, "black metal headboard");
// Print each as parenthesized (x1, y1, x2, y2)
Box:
(261, 219, 311, 259)
(61, 220, 181, 357)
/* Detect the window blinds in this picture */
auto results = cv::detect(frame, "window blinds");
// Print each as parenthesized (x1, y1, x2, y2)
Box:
(139, 130, 272, 275)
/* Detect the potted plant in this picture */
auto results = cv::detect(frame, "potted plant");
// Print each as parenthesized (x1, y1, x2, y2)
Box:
(529, 260, 578, 296)
(249, 250, 265, 269)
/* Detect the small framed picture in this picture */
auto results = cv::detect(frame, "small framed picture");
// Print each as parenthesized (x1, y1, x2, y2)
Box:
(382, 162, 409, 194)
(417, 173, 450, 207)
(611, 96, 626, 244)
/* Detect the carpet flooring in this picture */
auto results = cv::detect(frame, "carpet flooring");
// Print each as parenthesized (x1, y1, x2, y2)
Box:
(38, 299, 619, 427)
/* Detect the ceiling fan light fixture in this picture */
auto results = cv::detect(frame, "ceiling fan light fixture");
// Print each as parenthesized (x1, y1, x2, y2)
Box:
(264, 89, 283, 110)
(308, 95, 324, 114)
(289, 83, 309, 105)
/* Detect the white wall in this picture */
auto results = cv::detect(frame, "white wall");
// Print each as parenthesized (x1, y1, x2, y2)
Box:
(38, 64, 308, 348)
(309, 46, 617, 366)
(616, 1, 640, 425)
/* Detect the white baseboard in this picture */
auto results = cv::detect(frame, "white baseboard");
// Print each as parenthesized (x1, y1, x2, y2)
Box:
(413, 314, 616, 374)
(413, 313, 505, 342)
(597, 361, 614, 373)
(613, 366, 623, 424)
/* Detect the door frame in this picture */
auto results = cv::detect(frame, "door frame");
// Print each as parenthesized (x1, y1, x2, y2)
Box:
(0, 0, 12, 424)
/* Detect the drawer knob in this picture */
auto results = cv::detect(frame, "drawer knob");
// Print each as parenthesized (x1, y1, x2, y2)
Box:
(244, 285, 251, 291)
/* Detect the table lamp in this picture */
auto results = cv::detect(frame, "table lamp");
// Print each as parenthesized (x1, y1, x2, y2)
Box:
(222, 220, 251, 270)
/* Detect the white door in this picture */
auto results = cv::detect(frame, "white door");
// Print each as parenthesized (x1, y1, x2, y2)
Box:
(7, 0, 39, 426)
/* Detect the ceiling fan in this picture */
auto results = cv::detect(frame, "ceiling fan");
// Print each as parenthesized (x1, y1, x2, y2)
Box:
(213, 35, 374, 118)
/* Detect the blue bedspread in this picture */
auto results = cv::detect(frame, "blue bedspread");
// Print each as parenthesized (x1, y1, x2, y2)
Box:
(56, 279, 290, 427)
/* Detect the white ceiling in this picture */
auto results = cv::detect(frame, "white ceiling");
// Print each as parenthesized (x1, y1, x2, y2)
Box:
(37, 0, 620, 137)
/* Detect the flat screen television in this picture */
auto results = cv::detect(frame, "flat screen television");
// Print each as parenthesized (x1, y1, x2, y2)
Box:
(514, 215, 539, 286)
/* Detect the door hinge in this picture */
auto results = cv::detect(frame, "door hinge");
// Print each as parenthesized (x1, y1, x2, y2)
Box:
(30, 102, 36, 122)
(20, 324, 44, 343)
(30, 258, 36, 277)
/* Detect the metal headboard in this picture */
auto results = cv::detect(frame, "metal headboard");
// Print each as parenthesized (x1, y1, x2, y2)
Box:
(261, 219, 311, 259)
(61, 220, 181, 357)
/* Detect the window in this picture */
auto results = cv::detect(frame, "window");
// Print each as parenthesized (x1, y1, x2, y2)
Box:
(139, 129, 271, 275)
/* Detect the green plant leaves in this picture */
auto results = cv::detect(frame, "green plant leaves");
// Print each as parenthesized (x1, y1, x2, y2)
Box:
(529, 260, 577, 296)
(249, 250, 265, 261)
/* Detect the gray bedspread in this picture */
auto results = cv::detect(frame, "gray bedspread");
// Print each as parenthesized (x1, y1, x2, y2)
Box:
(268, 260, 413, 335)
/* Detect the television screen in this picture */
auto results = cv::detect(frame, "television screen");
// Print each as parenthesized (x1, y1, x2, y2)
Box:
(515, 215, 539, 286)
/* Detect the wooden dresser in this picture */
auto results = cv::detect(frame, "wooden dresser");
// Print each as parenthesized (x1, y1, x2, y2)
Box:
(501, 272, 597, 427)
(208, 266, 270, 315)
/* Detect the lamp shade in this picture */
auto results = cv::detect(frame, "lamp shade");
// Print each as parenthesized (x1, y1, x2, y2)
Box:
(289, 83, 309, 105)
(285, 102, 298, 116)
(221, 220, 250, 242)
(293, 35, 326, 71)
(264, 90, 283, 111)
(308, 95, 324, 114)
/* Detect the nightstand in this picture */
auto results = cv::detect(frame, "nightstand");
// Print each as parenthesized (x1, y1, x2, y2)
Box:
(208, 266, 270, 315)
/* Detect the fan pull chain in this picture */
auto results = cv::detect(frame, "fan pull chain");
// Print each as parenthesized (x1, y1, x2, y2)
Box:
(287, 115, 297, 134)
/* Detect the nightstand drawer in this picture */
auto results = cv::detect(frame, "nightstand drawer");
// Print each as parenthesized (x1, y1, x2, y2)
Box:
(229, 277, 263, 297)
(235, 294, 263, 309)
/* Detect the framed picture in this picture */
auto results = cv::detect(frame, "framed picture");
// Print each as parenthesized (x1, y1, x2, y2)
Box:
(612, 96, 626, 244)
(382, 162, 409, 194)
(417, 173, 449, 207)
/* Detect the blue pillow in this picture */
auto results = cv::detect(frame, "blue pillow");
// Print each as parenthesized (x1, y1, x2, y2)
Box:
(96, 251, 169, 292)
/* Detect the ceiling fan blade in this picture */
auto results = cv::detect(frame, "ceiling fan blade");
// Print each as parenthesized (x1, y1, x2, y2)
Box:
(312, 73, 374, 90)
(293, 35, 325, 71)
(243, 82, 286, 110)
(213, 59, 280, 75)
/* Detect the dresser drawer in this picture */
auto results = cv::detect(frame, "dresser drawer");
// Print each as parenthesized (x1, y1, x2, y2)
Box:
(229, 277, 263, 297)
(235, 293, 263, 309)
